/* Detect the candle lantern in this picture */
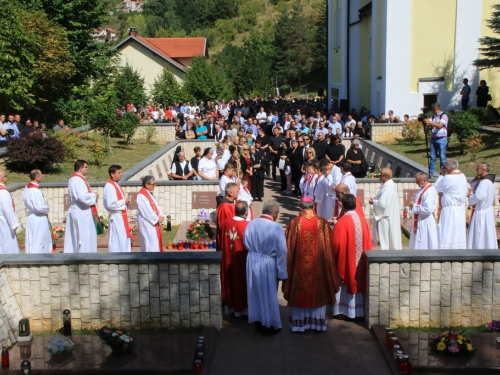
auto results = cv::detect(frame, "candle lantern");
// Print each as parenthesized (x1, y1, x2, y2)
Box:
(166, 215, 172, 231)
(20, 360, 31, 375)
(194, 359, 202, 374)
(18, 319, 30, 337)
(63, 309, 72, 336)
(1, 347, 9, 368)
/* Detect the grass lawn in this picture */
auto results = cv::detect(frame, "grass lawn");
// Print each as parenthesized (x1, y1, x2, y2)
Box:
(383, 132, 500, 177)
(3, 138, 163, 184)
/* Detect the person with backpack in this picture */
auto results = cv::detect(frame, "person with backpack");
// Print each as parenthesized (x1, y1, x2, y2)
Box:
(424, 102, 449, 175)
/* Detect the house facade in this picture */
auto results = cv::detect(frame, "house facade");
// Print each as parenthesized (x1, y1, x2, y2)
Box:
(113, 28, 208, 94)
(328, 0, 500, 116)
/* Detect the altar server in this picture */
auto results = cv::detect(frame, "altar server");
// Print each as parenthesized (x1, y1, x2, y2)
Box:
(0, 169, 19, 254)
(369, 168, 402, 250)
(23, 170, 52, 253)
(340, 162, 357, 196)
(64, 160, 100, 253)
(435, 159, 467, 249)
(244, 199, 287, 336)
(409, 172, 438, 250)
(104, 165, 132, 252)
(467, 162, 498, 249)
(137, 175, 164, 252)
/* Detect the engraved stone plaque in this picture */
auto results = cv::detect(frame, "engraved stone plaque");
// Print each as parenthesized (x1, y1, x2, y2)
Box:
(127, 192, 139, 210)
(192, 191, 218, 209)
(403, 189, 420, 207)
(64, 194, 70, 212)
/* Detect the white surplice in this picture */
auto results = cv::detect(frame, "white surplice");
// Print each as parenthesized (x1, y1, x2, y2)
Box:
(435, 172, 468, 249)
(301, 173, 318, 199)
(467, 179, 497, 249)
(340, 172, 357, 196)
(244, 215, 287, 328)
(219, 174, 237, 196)
(64, 174, 97, 253)
(372, 179, 402, 250)
(0, 184, 19, 254)
(315, 174, 335, 220)
(23, 183, 51, 254)
(237, 185, 253, 221)
(104, 181, 131, 252)
(409, 184, 438, 250)
(330, 166, 343, 218)
(137, 191, 163, 252)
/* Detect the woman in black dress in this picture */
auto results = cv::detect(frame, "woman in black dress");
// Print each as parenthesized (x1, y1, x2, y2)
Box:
(345, 139, 367, 178)
(190, 146, 202, 180)
(249, 145, 267, 201)
(284, 139, 302, 196)
(476, 80, 490, 108)
(325, 135, 345, 166)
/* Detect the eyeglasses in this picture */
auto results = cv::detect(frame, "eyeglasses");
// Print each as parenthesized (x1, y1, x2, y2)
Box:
(148, 183, 156, 186)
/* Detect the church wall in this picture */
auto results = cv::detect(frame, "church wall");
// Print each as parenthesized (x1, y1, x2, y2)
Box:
(0, 253, 222, 343)
(365, 251, 500, 329)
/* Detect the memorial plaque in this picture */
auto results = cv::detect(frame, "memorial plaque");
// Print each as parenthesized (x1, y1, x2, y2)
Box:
(403, 189, 420, 208)
(127, 192, 139, 210)
(64, 194, 70, 212)
(192, 191, 218, 209)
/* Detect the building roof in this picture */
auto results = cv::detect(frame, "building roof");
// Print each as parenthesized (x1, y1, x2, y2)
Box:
(113, 36, 208, 72)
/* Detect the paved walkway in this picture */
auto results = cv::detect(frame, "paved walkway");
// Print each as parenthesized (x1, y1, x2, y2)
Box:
(209, 175, 390, 375)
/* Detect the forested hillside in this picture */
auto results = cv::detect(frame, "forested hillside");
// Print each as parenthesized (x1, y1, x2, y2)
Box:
(108, 0, 327, 96)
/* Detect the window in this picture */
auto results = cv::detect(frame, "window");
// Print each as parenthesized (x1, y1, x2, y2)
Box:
(423, 94, 438, 112)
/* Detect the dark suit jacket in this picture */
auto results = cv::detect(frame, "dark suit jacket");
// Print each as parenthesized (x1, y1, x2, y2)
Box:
(313, 140, 327, 160)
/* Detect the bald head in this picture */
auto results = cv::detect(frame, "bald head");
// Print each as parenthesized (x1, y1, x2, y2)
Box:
(381, 168, 392, 178)
(334, 183, 350, 194)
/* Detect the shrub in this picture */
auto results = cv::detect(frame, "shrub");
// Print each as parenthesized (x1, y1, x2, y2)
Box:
(85, 136, 107, 168)
(6, 132, 67, 171)
(400, 119, 424, 142)
(49, 130, 83, 161)
(468, 107, 494, 124)
(463, 133, 485, 161)
(143, 124, 157, 145)
(448, 112, 482, 149)
(117, 112, 140, 145)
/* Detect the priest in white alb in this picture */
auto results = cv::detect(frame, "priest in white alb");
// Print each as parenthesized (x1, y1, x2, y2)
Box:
(434, 159, 467, 249)
(340, 162, 357, 196)
(104, 165, 132, 252)
(0, 169, 19, 254)
(467, 162, 498, 249)
(315, 159, 336, 220)
(137, 175, 164, 252)
(409, 172, 438, 250)
(369, 168, 402, 250)
(23, 169, 52, 254)
(64, 160, 100, 253)
(244, 199, 287, 336)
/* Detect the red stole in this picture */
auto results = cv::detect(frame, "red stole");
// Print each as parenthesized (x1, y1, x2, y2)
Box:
(108, 179, 131, 238)
(297, 212, 318, 306)
(413, 184, 432, 234)
(0, 185, 14, 210)
(71, 173, 103, 235)
(261, 215, 273, 221)
(138, 188, 164, 252)
(27, 182, 39, 189)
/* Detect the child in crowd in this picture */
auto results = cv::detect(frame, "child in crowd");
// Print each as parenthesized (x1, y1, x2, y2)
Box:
(237, 173, 254, 221)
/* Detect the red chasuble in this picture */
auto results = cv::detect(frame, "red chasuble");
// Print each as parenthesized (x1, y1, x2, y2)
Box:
(332, 211, 373, 294)
(338, 195, 373, 246)
(71, 173, 104, 235)
(138, 188, 164, 252)
(216, 202, 235, 251)
(283, 210, 339, 308)
(220, 217, 248, 312)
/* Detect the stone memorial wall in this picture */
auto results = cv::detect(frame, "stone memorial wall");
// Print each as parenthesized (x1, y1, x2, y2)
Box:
(365, 250, 500, 329)
(132, 123, 176, 144)
(370, 123, 404, 143)
(0, 253, 222, 347)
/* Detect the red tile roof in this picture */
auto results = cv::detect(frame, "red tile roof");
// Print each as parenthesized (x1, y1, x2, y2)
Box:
(136, 37, 206, 60)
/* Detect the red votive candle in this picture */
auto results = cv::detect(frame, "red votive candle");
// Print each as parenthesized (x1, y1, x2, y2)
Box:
(194, 359, 202, 373)
(1, 347, 9, 368)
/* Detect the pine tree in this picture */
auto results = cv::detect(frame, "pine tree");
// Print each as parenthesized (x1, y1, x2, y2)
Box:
(184, 56, 232, 101)
(313, 1, 328, 70)
(289, 0, 313, 90)
(272, 6, 293, 92)
(474, 4, 500, 70)
(151, 67, 186, 106)
(114, 63, 147, 108)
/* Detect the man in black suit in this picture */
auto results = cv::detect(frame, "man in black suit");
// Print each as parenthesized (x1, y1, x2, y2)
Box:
(269, 127, 284, 183)
(204, 113, 216, 139)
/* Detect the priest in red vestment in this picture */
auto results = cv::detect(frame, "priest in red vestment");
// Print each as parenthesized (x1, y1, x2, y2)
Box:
(283, 197, 339, 332)
(216, 182, 239, 250)
(332, 194, 373, 319)
(220, 201, 249, 317)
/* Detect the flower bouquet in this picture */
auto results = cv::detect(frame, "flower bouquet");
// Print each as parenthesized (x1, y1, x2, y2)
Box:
(97, 326, 134, 354)
(51, 226, 65, 252)
(46, 336, 75, 355)
(429, 330, 474, 356)
(186, 209, 211, 241)
(487, 320, 500, 331)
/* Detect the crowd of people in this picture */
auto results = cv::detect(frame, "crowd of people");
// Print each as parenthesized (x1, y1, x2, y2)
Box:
(0, 115, 71, 147)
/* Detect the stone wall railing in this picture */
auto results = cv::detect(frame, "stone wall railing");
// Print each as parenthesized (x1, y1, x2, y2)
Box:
(0, 252, 222, 346)
(370, 123, 404, 143)
(132, 122, 176, 144)
(365, 250, 500, 329)
(124, 139, 214, 182)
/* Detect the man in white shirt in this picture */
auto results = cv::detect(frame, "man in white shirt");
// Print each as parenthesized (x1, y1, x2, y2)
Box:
(314, 121, 329, 140)
(256, 107, 267, 125)
(0, 114, 9, 146)
(409, 172, 438, 250)
(328, 118, 343, 135)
